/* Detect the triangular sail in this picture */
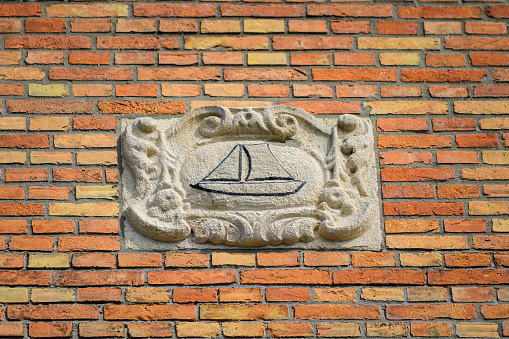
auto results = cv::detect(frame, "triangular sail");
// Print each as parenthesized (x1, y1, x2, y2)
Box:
(202, 144, 241, 181)
(243, 144, 294, 181)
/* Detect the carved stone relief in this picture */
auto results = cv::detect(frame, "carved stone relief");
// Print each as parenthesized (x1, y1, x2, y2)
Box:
(121, 105, 382, 250)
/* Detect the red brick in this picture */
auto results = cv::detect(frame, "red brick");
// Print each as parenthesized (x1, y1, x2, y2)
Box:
(377, 118, 428, 132)
(381, 167, 454, 182)
(294, 305, 380, 320)
(241, 269, 331, 285)
(426, 53, 466, 67)
(0, 271, 49, 286)
(162, 84, 201, 97)
(5, 169, 47, 182)
(0, 186, 24, 200)
(331, 20, 370, 34)
(7, 305, 99, 320)
(313, 69, 396, 82)
(72, 253, 115, 269)
(279, 101, 360, 114)
(0, 254, 26, 268)
(473, 235, 509, 250)
(203, 52, 243, 65)
(104, 305, 196, 321)
(382, 185, 434, 199)
(114, 52, 154, 65)
(118, 253, 162, 268)
(71, 19, 111, 33)
(69, 52, 109, 65)
(274, 37, 352, 50)
(432, 118, 476, 131)
(303, 252, 349, 267)
(5, 36, 91, 50)
(377, 21, 418, 35)
(79, 322, 124, 338)
(165, 253, 209, 268)
(0, 323, 24, 337)
(475, 85, 509, 97)
(54, 271, 143, 287)
(308, 5, 392, 17)
(486, 5, 509, 18)
(57, 236, 119, 252)
(97, 37, 178, 50)
(32, 220, 74, 234)
(352, 252, 396, 267)
(0, 4, 41, 17)
(402, 69, 486, 82)
(445, 37, 509, 50)
(336, 85, 377, 98)
(436, 151, 478, 164)
(411, 322, 453, 337)
(268, 322, 313, 338)
(334, 269, 424, 285)
(25, 19, 66, 33)
(456, 134, 498, 148)
(116, 19, 155, 33)
(387, 304, 476, 320)
(79, 220, 118, 234)
(248, 85, 289, 98)
(9, 236, 53, 251)
(429, 85, 469, 98)
(443, 219, 486, 233)
(445, 253, 491, 268)
(53, 169, 102, 183)
(128, 323, 173, 338)
(0, 84, 23, 96)
(429, 269, 509, 285)
(437, 185, 480, 199)
(6, 100, 93, 114)
(134, 4, 216, 17)
(219, 288, 262, 303)
(378, 135, 452, 148)
(385, 219, 439, 234)
(266, 288, 310, 302)
(398, 6, 481, 19)
(98, 100, 185, 114)
(384, 202, 464, 216)
(466, 21, 507, 35)
(381, 86, 422, 98)
(452, 287, 494, 302)
(0, 19, 21, 33)
(470, 53, 509, 66)
(77, 288, 121, 303)
(49, 68, 132, 81)
(149, 270, 236, 285)
(0, 203, 44, 217)
(29, 322, 72, 338)
(159, 52, 198, 65)
(482, 305, 509, 319)
(116, 84, 158, 97)
(159, 19, 197, 33)
(221, 4, 302, 17)
(139, 67, 220, 81)
(173, 288, 218, 303)
(289, 20, 327, 33)
(224, 68, 306, 81)
(257, 252, 300, 267)
(73, 117, 117, 131)
(0, 220, 27, 234)
(290, 53, 331, 66)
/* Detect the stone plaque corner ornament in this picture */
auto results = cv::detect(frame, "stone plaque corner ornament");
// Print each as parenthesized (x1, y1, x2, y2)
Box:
(121, 105, 382, 250)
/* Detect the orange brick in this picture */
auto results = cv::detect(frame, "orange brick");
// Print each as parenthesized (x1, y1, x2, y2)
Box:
(71, 19, 112, 33)
(411, 322, 453, 337)
(9, 236, 53, 251)
(266, 287, 310, 302)
(400, 253, 442, 267)
(202, 52, 243, 65)
(452, 287, 494, 302)
(114, 52, 154, 65)
(116, 19, 155, 33)
(303, 252, 349, 267)
(72, 84, 112, 97)
(128, 323, 173, 338)
(336, 85, 377, 98)
(149, 270, 236, 285)
(79, 220, 118, 234)
(0, 186, 24, 200)
(381, 86, 422, 98)
(118, 253, 162, 268)
(116, 84, 158, 97)
(426, 53, 466, 67)
(294, 304, 380, 320)
(77, 288, 121, 303)
(104, 305, 196, 321)
(219, 288, 262, 303)
(79, 322, 124, 337)
(334, 52, 376, 66)
(204, 84, 244, 97)
(429, 85, 469, 98)
(29, 323, 72, 338)
(5, 169, 47, 182)
(0, 220, 27, 234)
(377, 21, 418, 35)
(293, 84, 333, 98)
(58, 236, 119, 252)
(165, 253, 209, 268)
(466, 21, 507, 35)
(173, 288, 217, 303)
(69, 52, 109, 65)
(161, 84, 201, 97)
(289, 20, 327, 33)
(159, 19, 197, 33)
(268, 322, 313, 338)
(424, 21, 462, 34)
(315, 288, 357, 302)
(241, 269, 331, 285)
(28, 187, 71, 201)
(290, 53, 331, 66)
(257, 252, 300, 267)
(201, 304, 288, 321)
(443, 219, 486, 233)
(32, 220, 74, 234)
(126, 288, 170, 303)
(331, 20, 370, 34)
(248, 84, 289, 98)
(352, 252, 396, 267)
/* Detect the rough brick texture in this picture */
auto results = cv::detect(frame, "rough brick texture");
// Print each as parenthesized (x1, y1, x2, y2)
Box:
(0, 1, 507, 338)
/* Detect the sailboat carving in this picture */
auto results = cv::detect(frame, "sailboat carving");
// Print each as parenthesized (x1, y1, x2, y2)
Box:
(191, 143, 306, 197)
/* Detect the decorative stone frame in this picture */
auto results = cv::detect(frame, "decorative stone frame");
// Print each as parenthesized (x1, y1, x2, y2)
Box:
(121, 106, 382, 250)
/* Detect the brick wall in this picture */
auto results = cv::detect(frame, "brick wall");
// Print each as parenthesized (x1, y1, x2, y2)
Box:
(0, 1, 508, 338)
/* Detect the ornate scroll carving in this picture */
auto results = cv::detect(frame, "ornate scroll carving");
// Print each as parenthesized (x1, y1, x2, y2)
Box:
(121, 105, 381, 249)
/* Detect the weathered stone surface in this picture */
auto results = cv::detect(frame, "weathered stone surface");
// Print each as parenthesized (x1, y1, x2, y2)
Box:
(122, 106, 381, 250)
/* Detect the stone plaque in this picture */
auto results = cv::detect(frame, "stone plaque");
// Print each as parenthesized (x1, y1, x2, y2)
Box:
(121, 106, 381, 250)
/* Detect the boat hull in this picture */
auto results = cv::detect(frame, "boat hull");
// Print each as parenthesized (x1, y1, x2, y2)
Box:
(190, 180, 306, 197)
